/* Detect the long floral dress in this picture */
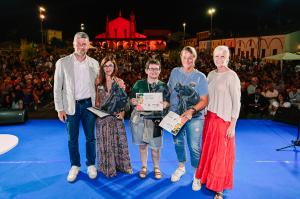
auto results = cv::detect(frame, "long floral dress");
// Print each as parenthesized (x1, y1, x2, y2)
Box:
(96, 82, 132, 177)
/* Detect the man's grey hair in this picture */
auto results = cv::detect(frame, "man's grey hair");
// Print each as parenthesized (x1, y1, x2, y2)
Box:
(73, 32, 89, 43)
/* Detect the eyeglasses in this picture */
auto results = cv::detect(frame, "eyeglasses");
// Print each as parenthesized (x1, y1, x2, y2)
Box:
(104, 64, 114, 68)
(147, 68, 160, 72)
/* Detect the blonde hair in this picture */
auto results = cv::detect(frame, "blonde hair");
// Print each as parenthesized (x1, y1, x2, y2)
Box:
(180, 46, 197, 60)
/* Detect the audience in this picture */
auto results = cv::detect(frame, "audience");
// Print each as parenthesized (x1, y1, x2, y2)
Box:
(246, 86, 269, 117)
(0, 47, 299, 119)
(270, 93, 291, 116)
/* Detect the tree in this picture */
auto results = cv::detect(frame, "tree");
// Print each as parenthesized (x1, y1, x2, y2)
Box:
(166, 32, 184, 50)
(20, 39, 37, 62)
(50, 37, 66, 48)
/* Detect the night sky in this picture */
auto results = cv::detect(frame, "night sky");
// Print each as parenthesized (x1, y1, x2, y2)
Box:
(0, 0, 299, 42)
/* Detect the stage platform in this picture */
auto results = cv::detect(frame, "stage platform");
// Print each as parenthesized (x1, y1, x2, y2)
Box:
(0, 119, 299, 199)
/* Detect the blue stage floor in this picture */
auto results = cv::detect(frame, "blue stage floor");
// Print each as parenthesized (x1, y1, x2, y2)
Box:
(0, 119, 299, 199)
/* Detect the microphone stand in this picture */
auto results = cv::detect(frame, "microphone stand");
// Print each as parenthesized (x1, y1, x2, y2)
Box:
(276, 119, 300, 151)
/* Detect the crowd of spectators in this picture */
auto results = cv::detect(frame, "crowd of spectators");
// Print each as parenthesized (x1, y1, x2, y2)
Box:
(1, 47, 299, 119)
(0, 50, 57, 111)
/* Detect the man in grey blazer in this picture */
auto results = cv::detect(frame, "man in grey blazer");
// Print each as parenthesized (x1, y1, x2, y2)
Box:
(54, 32, 100, 182)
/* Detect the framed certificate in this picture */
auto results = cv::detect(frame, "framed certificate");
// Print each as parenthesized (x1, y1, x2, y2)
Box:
(136, 93, 163, 111)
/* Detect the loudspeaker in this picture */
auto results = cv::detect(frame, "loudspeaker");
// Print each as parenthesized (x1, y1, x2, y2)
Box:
(274, 107, 300, 125)
(0, 109, 28, 124)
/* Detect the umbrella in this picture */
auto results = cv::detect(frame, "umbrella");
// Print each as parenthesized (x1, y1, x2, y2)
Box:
(264, 52, 300, 61)
(263, 52, 300, 82)
(264, 52, 300, 73)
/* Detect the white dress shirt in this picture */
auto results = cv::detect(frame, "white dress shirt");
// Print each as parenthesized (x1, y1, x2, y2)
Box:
(73, 55, 91, 100)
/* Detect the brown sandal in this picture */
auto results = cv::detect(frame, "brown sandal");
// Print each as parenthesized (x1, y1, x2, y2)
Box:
(154, 167, 162, 180)
(139, 166, 147, 178)
(214, 192, 223, 199)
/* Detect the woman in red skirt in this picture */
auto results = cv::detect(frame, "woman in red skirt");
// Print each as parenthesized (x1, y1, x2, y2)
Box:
(195, 45, 241, 199)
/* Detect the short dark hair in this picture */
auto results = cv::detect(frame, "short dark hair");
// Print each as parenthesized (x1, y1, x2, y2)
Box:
(145, 58, 161, 69)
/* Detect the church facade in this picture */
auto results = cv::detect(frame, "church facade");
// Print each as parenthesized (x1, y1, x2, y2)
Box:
(95, 12, 167, 51)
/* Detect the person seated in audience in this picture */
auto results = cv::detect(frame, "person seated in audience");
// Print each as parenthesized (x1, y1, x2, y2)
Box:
(239, 80, 249, 117)
(247, 86, 269, 116)
(270, 93, 291, 116)
(23, 82, 34, 111)
(287, 85, 300, 103)
(261, 82, 279, 102)
(11, 91, 24, 110)
(247, 76, 258, 95)
(2, 94, 12, 109)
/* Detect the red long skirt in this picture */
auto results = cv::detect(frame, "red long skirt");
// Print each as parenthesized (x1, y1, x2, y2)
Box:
(195, 111, 235, 192)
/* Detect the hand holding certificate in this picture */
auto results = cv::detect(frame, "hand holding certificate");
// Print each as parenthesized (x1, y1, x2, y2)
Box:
(159, 111, 187, 136)
(87, 107, 110, 118)
(136, 93, 163, 111)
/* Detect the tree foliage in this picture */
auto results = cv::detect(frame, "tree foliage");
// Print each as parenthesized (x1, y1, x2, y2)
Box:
(19, 39, 37, 62)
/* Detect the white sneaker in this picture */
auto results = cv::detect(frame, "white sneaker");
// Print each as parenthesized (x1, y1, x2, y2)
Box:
(67, 166, 80, 182)
(192, 175, 201, 191)
(87, 165, 97, 179)
(171, 167, 186, 182)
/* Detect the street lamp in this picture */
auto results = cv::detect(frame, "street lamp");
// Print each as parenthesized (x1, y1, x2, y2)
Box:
(81, 23, 85, 31)
(182, 22, 186, 41)
(39, 6, 46, 45)
(208, 8, 216, 53)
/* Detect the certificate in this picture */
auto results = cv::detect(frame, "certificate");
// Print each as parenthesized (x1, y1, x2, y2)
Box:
(87, 107, 110, 118)
(136, 93, 163, 111)
(159, 111, 186, 136)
